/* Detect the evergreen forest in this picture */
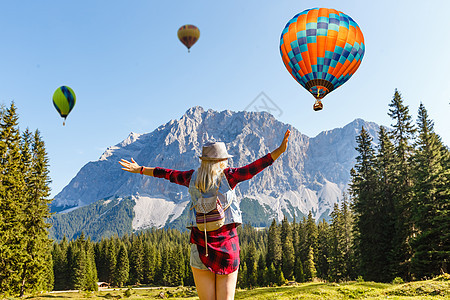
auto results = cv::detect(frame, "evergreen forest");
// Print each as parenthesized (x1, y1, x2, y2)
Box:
(0, 89, 449, 297)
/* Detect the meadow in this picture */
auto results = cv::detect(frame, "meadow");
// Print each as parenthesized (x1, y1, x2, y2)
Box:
(19, 274, 449, 300)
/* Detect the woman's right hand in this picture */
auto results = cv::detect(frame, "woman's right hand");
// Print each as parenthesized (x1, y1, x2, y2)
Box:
(119, 158, 141, 173)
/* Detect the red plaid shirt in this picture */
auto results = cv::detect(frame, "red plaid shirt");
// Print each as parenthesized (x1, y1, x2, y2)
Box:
(153, 153, 274, 189)
(153, 153, 274, 274)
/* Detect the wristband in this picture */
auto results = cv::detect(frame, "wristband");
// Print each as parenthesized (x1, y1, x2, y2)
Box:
(140, 166, 145, 175)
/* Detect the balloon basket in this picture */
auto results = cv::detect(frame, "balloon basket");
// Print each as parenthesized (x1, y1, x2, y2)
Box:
(313, 101, 323, 111)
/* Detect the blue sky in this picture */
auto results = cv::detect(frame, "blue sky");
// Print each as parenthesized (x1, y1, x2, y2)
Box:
(0, 0, 449, 197)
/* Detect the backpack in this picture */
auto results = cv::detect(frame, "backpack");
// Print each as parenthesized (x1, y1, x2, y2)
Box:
(195, 197, 231, 232)
(194, 179, 231, 231)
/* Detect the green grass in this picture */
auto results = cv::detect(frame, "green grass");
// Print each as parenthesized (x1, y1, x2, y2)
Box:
(19, 275, 450, 299)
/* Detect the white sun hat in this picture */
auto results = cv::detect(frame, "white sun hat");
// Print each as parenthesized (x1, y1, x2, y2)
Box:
(199, 141, 233, 160)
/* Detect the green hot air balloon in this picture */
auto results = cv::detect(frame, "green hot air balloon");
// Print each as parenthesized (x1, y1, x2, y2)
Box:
(53, 86, 76, 125)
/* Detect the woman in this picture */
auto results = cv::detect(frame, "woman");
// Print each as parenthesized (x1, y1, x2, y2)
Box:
(119, 129, 290, 300)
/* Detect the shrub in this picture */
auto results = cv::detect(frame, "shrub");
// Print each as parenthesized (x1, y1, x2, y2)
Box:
(392, 277, 404, 284)
(123, 288, 133, 298)
(433, 273, 450, 281)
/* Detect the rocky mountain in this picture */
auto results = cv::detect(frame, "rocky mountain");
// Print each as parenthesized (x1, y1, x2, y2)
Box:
(49, 106, 379, 241)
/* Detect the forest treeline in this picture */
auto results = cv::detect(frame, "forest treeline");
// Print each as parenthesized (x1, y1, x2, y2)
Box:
(0, 90, 449, 297)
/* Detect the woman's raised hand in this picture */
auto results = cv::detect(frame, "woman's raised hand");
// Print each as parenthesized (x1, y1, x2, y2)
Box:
(270, 129, 291, 161)
(119, 158, 141, 173)
(279, 129, 291, 153)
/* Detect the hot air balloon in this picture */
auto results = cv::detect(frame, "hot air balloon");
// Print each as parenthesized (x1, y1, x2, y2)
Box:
(177, 24, 200, 52)
(53, 86, 76, 125)
(280, 8, 365, 111)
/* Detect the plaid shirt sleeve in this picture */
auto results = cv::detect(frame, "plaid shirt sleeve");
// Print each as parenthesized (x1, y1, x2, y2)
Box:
(153, 168, 194, 187)
(224, 153, 274, 189)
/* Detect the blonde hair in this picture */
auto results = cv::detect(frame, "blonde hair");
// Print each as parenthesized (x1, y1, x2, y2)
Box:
(195, 159, 228, 193)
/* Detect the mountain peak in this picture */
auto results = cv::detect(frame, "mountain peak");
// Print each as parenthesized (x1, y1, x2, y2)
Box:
(121, 132, 142, 147)
(185, 106, 205, 117)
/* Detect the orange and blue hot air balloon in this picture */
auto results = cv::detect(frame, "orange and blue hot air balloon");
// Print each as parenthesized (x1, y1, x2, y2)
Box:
(177, 24, 200, 52)
(280, 8, 365, 111)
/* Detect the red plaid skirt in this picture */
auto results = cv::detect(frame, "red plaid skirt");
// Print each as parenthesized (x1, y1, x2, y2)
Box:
(190, 223, 240, 275)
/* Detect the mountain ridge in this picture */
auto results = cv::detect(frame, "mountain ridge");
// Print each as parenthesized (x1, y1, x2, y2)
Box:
(49, 106, 379, 241)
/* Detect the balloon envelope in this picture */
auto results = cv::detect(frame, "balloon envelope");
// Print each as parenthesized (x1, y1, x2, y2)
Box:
(177, 24, 200, 52)
(53, 86, 76, 121)
(280, 8, 365, 101)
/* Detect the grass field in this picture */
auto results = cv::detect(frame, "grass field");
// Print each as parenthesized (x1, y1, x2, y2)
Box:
(18, 275, 449, 299)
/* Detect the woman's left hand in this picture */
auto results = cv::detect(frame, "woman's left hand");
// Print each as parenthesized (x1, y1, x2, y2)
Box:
(278, 129, 291, 153)
(270, 129, 291, 161)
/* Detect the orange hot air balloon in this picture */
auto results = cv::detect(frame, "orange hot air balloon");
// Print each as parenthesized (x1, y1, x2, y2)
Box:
(177, 24, 200, 52)
(280, 8, 365, 111)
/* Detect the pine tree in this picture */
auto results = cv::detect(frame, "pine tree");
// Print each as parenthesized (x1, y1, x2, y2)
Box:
(175, 244, 185, 286)
(387, 89, 416, 280)
(19, 129, 53, 295)
(281, 216, 295, 280)
(262, 266, 269, 287)
(66, 234, 98, 291)
(350, 126, 379, 280)
(373, 126, 397, 281)
(160, 244, 171, 286)
(84, 240, 98, 291)
(410, 103, 450, 278)
(340, 195, 355, 279)
(266, 219, 282, 269)
(114, 241, 129, 287)
(52, 242, 69, 290)
(42, 248, 54, 292)
(257, 253, 266, 286)
(329, 203, 343, 281)
(54, 236, 70, 290)
(245, 242, 258, 288)
(275, 264, 285, 286)
(267, 263, 276, 286)
(294, 255, 304, 283)
(17, 128, 33, 296)
(316, 219, 330, 280)
(328, 198, 354, 282)
(95, 239, 108, 282)
(163, 244, 185, 286)
(438, 143, 450, 274)
(154, 245, 163, 285)
(129, 236, 144, 285)
(143, 242, 156, 284)
(183, 244, 194, 286)
(237, 262, 247, 288)
(105, 238, 117, 284)
(304, 246, 317, 281)
(68, 243, 86, 290)
(0, 103, 27, 295)
(303, 212, 318, 278)
(293, 218, 305, 282)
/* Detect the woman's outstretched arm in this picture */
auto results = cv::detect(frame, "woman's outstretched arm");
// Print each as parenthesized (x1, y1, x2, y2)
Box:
(119, 158, 155, 176)
(270, 129, 291, 161)
(119, 158, 194, 187)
